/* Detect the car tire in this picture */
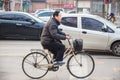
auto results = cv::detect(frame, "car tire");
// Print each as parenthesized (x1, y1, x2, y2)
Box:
(112, 42, 120, 56)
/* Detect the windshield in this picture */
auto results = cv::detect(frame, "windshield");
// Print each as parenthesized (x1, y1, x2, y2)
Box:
(35, 10, 45, 14)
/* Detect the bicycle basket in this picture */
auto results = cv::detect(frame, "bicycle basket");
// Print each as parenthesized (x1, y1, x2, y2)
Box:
(73, 39, 83, 51)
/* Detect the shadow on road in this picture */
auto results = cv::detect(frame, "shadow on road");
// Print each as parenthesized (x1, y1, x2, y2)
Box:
(88, 52, 120, 59)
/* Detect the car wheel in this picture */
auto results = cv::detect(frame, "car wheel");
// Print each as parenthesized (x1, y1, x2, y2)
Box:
(112, 42, 120, 56)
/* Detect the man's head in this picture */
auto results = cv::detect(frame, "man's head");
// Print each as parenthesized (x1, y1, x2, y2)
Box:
(53, 11, 62, 22)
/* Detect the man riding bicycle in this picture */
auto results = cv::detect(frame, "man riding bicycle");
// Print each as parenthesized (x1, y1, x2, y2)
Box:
(41, 11, 70, 65)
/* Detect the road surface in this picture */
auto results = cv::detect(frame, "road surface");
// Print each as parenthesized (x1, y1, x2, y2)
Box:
(0, 40, 120, 80)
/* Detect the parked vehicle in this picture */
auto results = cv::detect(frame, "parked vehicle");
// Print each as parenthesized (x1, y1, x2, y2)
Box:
(60, 14, 120, 56)
(52, 8, 64, 12)
(34, 10, 55, 22)
(0, 11, 45, 40)
(67, 10, 76, 14)
(34, 9, 50, 14)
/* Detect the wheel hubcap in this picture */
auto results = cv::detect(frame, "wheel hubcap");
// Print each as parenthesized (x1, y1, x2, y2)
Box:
(114, 44, 120, 55)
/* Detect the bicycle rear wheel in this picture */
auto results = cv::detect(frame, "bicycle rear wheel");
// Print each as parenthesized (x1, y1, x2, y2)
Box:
(22, 52, 49, 79)
(67, 52, 95, 78)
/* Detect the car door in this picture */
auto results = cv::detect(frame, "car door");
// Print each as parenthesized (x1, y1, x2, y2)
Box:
(59, 17, 80, 47)
(80, 17, 109, 50)
(14, 14, 40, 40)
(0, 13, 16, 39)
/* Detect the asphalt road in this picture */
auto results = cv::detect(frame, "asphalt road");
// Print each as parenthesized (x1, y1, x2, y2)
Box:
(0, 40, 120, 80)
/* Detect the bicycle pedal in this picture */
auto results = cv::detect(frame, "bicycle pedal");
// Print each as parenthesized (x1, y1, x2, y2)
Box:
(48, 68, 53, 71)
(53, 64, 59, 67)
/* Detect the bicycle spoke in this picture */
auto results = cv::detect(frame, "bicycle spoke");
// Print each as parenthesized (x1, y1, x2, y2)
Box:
(36, 53, 38, 63)
(73, 54, 81, 65)
(32, 54, 36, 63)
(37, 55, 47, 64)
(67, 53, 95, 78)
(24, 59, 34, 65)
(22, 52, 49, 79)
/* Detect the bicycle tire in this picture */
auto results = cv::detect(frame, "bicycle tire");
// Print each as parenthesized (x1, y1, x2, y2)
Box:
(22, 52, 49, 79)
(67, 52, 95, 78)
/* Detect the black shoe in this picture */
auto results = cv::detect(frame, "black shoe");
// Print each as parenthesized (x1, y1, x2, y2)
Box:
(53, 61, 65, 66)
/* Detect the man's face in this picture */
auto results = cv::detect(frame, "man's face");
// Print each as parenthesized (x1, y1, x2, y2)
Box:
(55, 13, 62, 22)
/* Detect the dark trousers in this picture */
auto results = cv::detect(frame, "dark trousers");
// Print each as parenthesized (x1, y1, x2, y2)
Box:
(42, 42, 65, 61)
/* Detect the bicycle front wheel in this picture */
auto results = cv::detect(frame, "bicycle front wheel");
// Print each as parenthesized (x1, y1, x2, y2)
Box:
(22, 52, 49, 79)
(67, 52, 95, 78)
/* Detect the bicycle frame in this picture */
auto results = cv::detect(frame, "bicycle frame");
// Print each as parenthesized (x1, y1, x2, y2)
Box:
(63, 39, 75, 59)
(30, 39, 78, 67)
(44, 39, 77, 64)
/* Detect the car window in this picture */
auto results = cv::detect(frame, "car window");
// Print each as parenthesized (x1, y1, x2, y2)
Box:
(0, 13, 15, 20)
(70, 11, 76, 13)
(38, 12, 53, 17)
(82, 17, 104, 31)
(14, 14, 32, 21)
(61, 17, 77, 28)
(107, 26, 114, 33)
(47, 12, 53, 16)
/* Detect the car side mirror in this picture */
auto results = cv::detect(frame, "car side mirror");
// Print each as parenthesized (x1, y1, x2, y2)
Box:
(102, 26, 108, 32)
(30, 19, 36, 24)
(26, 19, 36, 24)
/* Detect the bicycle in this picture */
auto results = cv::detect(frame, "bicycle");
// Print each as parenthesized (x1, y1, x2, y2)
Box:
(22, 38, 95, 79)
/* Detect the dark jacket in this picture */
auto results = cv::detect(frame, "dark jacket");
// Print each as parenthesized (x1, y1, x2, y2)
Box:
(41, 18, 66, 45)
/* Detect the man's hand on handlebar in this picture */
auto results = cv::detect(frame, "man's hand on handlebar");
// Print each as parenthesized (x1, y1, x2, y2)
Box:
(66, 34, 71, 39)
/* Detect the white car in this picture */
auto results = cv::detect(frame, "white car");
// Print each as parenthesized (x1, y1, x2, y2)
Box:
(67, 10, 76, 14)
(34, 9, 50, 14)
(60, 13, 120, 56)
(52, 8, 65, 12)
(35, 10, 55, 22)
